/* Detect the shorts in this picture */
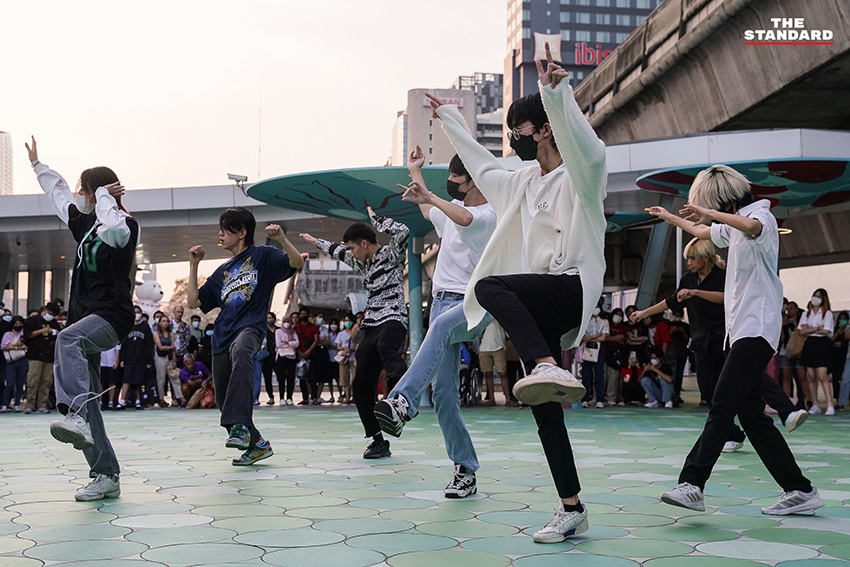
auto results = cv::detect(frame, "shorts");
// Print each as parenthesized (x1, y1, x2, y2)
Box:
(780, 355, 804, 370)
(479, 349, 507, 374)
(123, 363, 146, 385)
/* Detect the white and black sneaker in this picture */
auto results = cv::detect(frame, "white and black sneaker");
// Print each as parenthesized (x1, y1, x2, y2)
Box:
(75, 474, 120, 501)
(513, 363, 586, 406)
(661, 482, 705, 511)
(761, 487, 824, 515)
(722, 440, 744, 453)
(532, 502, 589, 543)
(785, 409, 808, 432)
(50, 413, 94, 450)
(374, 396, 411, 438)
(444, 464, 477, 499)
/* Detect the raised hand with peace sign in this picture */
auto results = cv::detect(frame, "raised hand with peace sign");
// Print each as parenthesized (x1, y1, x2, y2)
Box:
(535, 42, 570, 88)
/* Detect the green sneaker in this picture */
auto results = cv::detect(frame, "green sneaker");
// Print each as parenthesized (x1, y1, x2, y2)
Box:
(232, 439, 273, 466)
(225, 424, 251, 450)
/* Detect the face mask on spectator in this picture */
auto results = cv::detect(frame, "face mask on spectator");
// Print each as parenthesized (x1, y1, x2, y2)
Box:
(839, 319, 848, 326)
(205, 330, 214, 336)
(2, 315, 11, 322)
(316, 317, 324, 326)
(135, 313, 142, 322)
(650, 358, 660, 366)
(43, 313, 55, 321)
(592, 308, 600, 317)
(811, 296, 822, 307)
(344, 321, 353, 329)
(283, 322, 291, 329)
(330, 324, 339, 332)
(612, 315, 623, 324)
(14, 325, 24, 332)
(193, 321, 201, 329)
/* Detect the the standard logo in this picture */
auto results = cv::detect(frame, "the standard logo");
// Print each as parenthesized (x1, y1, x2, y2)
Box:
(221, 256, 258, 304)
(744, 18, 833, 45)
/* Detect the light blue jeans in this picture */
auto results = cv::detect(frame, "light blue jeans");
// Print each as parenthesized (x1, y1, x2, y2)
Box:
(389, 295, 491, 472)
(839, 355, 850, 406)
(640, 376, 674, 404)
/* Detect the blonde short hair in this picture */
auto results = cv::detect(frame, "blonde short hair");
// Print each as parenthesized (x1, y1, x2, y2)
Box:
(683, 237, 726, 269)
(688, 164, 752, 212)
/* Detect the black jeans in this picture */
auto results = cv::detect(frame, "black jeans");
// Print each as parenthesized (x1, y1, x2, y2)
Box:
(695, 349, 745, 444)
(353, 320, 407, 438)
(262, 355, 275, 399)
(212, 327, 263, 447)
(680, 337, 812, 492)
(476, 273, 586, 498)
(274, 356, 297, 400)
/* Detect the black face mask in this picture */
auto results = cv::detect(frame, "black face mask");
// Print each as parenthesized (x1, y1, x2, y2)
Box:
(446, 179, 466, 201)
(13, 326, 24, 332)
(510, 134, 538, 161)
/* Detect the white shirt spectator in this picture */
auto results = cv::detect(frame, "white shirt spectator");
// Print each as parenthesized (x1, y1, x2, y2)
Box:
(798, 309, 834, 335)
(479, 321, 506, 352)
(430, 202, 497, 295)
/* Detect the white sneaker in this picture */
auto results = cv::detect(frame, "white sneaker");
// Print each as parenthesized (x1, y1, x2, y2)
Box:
(809, 404, 821, 415)
(722, 440, 744, 453)
(664, 400, 674, 408)
(532, 502, 589, 543)
(513, 363, 586, 406)
(279, 398, 287, 406)
(286, 398, 294, 406)
(13, 405, 21, 413)
(50, 413, 94, 450)
(75, 474, 120, 501)
(644, 401, 658, 408)
(661, 482, 705, 511)
(785, 409, 808, 432)
(595, 402, 604, 409)
(761, 487, 824, 515)
(0, 406, 9, 413)
(374, 395, 411, 438)
(444, 464, 477, 499)
(825, 405, 835, 416)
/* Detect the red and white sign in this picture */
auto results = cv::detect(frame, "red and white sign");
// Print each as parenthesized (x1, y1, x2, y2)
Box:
(574, 43, 613, 66)
(423, 97, 464, 107)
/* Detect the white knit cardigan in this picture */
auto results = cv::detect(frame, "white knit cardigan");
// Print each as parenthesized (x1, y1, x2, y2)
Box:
(437, 80, 607, 349)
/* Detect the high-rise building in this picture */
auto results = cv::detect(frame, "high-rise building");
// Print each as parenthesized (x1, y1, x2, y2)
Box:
(452, 72, 506, 157)
(391, 88, 477, 167)
(503, 0, 661, 153)
(0, 131, 12, 196)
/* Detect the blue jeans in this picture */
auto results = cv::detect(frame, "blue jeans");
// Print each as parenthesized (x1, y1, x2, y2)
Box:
(54, 314, 121, 477)
(389, 295, 491, 472)
(3, 358, 28, 406)
(581, 347, 605, 403)
(839, 356, 850, 406)
(641, 376, 674, 404)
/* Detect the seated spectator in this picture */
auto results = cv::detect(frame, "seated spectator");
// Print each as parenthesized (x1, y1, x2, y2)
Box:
(640, 347, 675, 408)
(180, 353, 211, 401)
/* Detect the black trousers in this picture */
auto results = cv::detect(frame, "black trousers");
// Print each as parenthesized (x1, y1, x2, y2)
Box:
(680, 337, 811, 492)
(353, 320, 407, 438)
(262, 354, 275, 399)
(212, 327, 263, 447)
(275, 356, 297, 399)
(476, 273, 586, 498)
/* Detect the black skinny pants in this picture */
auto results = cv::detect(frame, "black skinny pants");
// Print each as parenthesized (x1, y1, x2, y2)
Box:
(274, 356, 297, 400)
(353, 321, 408, 438)
(476, 273, 585, 498)
(680, 337, 812, 492)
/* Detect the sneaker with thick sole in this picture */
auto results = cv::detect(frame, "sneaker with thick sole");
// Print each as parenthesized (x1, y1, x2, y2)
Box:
(363, 439, 391, 459)
(374, 396, 411, 438)
(532, 503, 589, 543)
(513, 363, 586, 406)
(50, 414, 94, 450)
(661, 482, 705, 511)
(785, 409, 808, 432)
(722, 440, 744, 453)
(225, 424, 251, 450)
(75, 474, 120, 501)
(232, 439, 274, 466)
(761, 487, 824, 515)
(444, 464, 477, 498)
(809, 404, 822, 415)
(825, 405, 835, 416)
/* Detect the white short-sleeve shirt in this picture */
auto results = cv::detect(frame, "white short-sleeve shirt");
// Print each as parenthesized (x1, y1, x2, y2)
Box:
(798, 309, 834, 335)
(584, 315, 610, 337)
(710, 200, 783, 349)
(430, 201, 497, 295)
(479, 321, 506, 352)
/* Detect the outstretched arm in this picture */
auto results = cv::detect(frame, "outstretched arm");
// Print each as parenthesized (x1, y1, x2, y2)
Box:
(368, 207, 409, 262)
(399, 182, 474, 227)
(648, 206, 712, 240)
(26, 136, 74, 225)
(681, 204, 762, 237)
(302, 233, 365, 275)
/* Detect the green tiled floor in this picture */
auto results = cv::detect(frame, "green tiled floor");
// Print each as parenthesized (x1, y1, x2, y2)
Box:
(1, 403, 849, 566)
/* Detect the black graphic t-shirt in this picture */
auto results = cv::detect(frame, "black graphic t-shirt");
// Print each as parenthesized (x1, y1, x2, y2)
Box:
(67, 204, 139, 341)
(198, 245, 294, 354)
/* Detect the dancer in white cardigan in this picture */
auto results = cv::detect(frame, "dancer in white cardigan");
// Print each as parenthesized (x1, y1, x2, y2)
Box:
(429, 44, 607, 543)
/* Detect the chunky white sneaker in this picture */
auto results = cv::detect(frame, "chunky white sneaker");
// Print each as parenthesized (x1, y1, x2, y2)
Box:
(595, 402, 604, 409)
(279, 398, 287, 407)
(808, 404, 821, 415)
(75, 474, 120, 501)
(50, 414, 94, 450)
(785, 409, 808, 432)
(761, 487, 824, 515)
(513, 363, 586, 406)
(644, 401, 659, 408)
(825, 405, 835, 416)
(661, 482, 705, 511)
(286, 399, 294, 406)
(664, 400, 674, 408)
(722, 441, 744, 453)
(374, 395, 411, 438)
(532, 502, 589, 543)
(444, 464, 477, 499)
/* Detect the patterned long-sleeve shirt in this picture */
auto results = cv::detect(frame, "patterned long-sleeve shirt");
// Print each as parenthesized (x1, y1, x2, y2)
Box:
(316, 214, 409, 329)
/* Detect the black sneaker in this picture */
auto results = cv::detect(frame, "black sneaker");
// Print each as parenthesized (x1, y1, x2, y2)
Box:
(363, 439, 391, 459)
(374, 396, 410, 438)
(444, 464, 477, 498)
